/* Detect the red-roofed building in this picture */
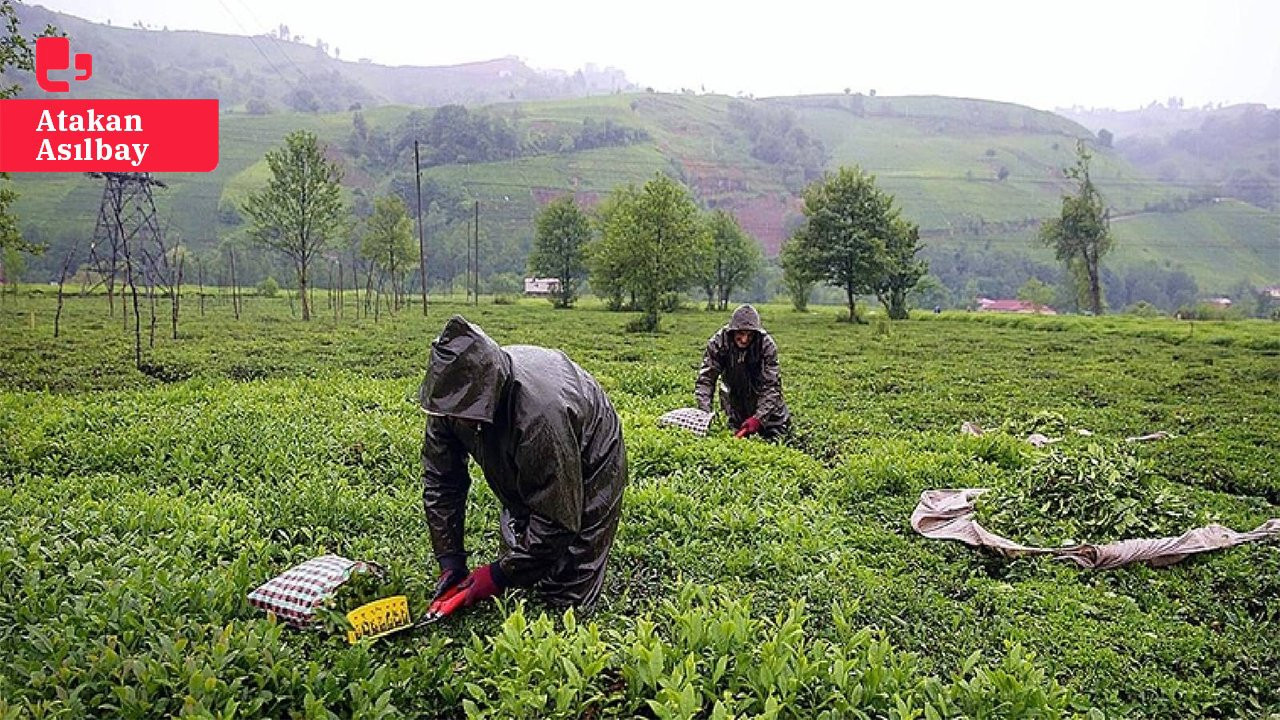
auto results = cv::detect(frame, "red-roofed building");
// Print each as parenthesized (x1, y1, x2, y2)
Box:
(977, 298, 1057, 315)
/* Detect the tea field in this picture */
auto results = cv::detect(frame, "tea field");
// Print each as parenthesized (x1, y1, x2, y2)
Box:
(1, 293, 1278, 719)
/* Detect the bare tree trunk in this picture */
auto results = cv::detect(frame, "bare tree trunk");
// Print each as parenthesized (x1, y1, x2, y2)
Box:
(171, 254, 184, 340)
(299, 261, 311, 321)
(54, 244, 77, 338)
(106, 245, 116, 317)
(122, 239, 142, 368)
(336, 260, 343, 319)
(1087, 248, 1103, 316)
(229, 249, 240, 320)
(351, 251, 361, 318)
(198, 262, 205, 317)
(147, 270, 157, 349)
(846, 285, 863, 324)
(121, 263, 129, 331)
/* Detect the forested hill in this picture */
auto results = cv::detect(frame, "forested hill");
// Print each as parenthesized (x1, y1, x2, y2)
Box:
(4, 5, 1277, 305)
(3, 3, 632, 110)
(1060, 103, 1279, 213)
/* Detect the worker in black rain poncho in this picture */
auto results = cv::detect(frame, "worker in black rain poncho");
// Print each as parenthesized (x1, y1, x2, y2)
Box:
(695, 304, 791, 439)
(419, 316, 627, 616)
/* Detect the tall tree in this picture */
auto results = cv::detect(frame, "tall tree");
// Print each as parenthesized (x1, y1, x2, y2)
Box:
(528, 195, 591, 308)
(242, 130, 346, 320)
(696, 210, 762, 311)
(788, 166, 898, 323)
(1040, 142, 1112, 315)
(585, 189, 634, 311)
(591, 174, 707, 330)
(779, 236, 818, 312)
(873, 216, 927, 319)
(360, 195, 417, 312)
(1017, 277, 1055, 310)
(1, 2, 56, 255)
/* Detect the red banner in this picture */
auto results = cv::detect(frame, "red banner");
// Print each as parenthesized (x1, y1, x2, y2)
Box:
(0, 99, 219, 172)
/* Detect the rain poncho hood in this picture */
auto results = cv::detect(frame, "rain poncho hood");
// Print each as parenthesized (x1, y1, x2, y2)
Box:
(418, 316, 511, 422)
(728, 304, 762, 332)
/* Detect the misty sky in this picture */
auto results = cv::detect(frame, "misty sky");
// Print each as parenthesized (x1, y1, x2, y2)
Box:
(31, 0, 1280, 111)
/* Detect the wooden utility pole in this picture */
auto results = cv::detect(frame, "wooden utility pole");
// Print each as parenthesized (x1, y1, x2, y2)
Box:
(473, 200, 479, 305)
(228, 247, 240, 320)
(414, 140, 428, 316)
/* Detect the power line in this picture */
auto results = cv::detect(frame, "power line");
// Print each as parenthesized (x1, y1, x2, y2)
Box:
(229, 0, 315, 86)
(212, 0, 305, 91)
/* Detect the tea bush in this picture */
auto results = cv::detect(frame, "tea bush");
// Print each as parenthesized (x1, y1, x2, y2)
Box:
(1, 295, 1277, 718)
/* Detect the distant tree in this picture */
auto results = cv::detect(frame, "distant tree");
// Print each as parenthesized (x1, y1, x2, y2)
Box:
(360, 195, 417, 312)
(873, 216, 927, 319)
(1039, 142, 1113, 315)
(1162, 269, 1199, 310)
(590, 174, 707, 330)
(242, 130, 346, 321)
(1097, 128, 1114, 148)
(779, 235, 818, 312)
(585, 190, 632, 310)
(1, 245, 25, 291)
(285, 87, 320, 113)
(695, 210, 762, 310)
(788, 166, 901, 323)
(245, 97, 271, 115)
(348, 110, 369, 156)
(1017, 277, 1055, 310)
(257, 275, 279, 298)
(528, 196, 591, 308)
(908, 273, 950, 310)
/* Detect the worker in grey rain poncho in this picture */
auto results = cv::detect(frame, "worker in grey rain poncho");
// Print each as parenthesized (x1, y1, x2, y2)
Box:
(695, 304, 791, 439)
(419, 316, 627, 616)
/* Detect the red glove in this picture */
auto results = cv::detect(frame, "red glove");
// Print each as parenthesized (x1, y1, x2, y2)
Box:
(735, 416, 763, 438)
(429, 563, 505, 617)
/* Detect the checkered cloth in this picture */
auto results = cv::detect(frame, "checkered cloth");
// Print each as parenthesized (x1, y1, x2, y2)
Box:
(658, 407, 714, 436)
(247, 554, 375, 627)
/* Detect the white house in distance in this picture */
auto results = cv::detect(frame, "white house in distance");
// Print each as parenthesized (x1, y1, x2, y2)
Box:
(523, 277, 561, 296)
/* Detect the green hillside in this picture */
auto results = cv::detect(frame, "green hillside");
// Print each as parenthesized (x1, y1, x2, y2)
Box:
(1109, 200, 1280, 287)
(11, 92, 1279, 298)
(4, 8, 1277, 302)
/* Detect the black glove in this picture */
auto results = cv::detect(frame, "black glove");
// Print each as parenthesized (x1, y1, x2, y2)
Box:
(433, 559, 468, 601)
